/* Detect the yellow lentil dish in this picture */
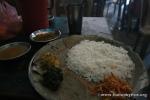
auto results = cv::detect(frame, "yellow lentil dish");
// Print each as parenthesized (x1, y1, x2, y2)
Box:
(0, 46, 28, 60)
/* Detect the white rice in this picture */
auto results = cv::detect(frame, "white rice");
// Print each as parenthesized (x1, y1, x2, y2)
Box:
(66, 40, 135, 82)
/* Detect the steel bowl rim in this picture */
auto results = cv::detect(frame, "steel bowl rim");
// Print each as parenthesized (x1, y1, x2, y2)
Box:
(30, 28, 61, 43)
(48, 15, 55, 21)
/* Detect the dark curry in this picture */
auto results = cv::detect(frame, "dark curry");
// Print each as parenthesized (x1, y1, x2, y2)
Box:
(33, 31, 59, 41)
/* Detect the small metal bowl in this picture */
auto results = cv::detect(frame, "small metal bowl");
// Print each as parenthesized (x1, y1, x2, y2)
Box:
(0, 42, 31, 61)
(30, 28, 61, 43)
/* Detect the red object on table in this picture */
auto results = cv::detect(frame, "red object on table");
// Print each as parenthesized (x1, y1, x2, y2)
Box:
(20, 0, 49, 34)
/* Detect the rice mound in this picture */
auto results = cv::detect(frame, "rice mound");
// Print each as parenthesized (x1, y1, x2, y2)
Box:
(66, 40, 135, 82)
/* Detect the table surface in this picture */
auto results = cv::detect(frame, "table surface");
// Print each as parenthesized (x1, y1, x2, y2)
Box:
(82, 17, 112, 39)
(0, 17, 112, 100)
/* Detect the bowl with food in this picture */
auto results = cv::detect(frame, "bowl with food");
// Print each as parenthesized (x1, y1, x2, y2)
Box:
(0, 42, 31, 65)
(30, 28, 61, 43)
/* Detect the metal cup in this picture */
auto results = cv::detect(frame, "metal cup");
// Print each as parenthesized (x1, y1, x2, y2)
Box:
(67, 4, 83, 35)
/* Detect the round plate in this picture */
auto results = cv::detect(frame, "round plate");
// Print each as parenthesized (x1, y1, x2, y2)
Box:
(30, 28, 61, 43)
(28, 35, 147, 100)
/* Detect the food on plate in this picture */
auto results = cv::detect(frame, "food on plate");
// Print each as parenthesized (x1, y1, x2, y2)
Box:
(33, 52, 63, 91)
(39, 52, 60, 69)
(0, 45, 28, 60)
(29, 36, 145, 100)
(66, 40, 135, 83)
(90, 73, 132, 99)
(33, 31, 59, 41)
(42, 66, 63, 91)
(94, 74, 132, 100)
